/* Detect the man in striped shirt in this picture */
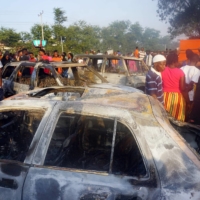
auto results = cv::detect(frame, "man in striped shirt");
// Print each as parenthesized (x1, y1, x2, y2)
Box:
(145, 55, 166, 104)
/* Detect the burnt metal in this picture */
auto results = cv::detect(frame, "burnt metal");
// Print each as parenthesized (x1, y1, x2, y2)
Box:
(109, 118, 117, 174)
(3, 61, 108, 98)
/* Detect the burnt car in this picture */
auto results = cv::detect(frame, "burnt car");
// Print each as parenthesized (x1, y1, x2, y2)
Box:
(74, 54, 149, 91)
(6, 84, 143, 101)
(2, 61, 108, 97)
(0, 86, 200, 200)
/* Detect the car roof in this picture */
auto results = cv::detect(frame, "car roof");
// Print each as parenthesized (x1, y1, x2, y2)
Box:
(4, 61, 38, 67)
(5, 84, 148, 113)
(4, 61, 87, 68)
(75, 54, 142, 61)
(49, 62, 87, 68)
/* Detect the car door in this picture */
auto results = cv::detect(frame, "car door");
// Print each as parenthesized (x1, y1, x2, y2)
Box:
(0, 106, 48, 200)
(23, 103, 160, 200)
(102, 58, 128, 85)
(6, 64, 31, 95)
(2, 63, 21, 96)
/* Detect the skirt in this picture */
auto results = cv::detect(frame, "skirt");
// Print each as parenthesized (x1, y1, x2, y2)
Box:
(164, 92, 186, 122)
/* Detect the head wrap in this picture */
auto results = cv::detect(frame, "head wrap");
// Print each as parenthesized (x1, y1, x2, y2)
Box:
(153, 54, 166, 63)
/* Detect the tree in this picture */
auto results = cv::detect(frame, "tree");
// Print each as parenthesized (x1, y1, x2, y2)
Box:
(20, 32, 32, 43)
(142, 28, 161, 50)
(53, 8, 67, 25)
(155, 0, 200, 38)
(64, 21, 100, 53)
(31, 24, 53, 41)
(100, 20, 131, 52)
(0, 27, 20, 47)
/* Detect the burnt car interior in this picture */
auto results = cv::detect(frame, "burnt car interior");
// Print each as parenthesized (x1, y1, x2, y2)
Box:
(87, 58, 104, 72)
(170, 121, 200, 156)
(2, 65, 16, 79)
(105, 59, 126, 74)
(0, 110, 44, 162)
(29, 87, 85, 101)
(56, 66, 103, 86)
(13, 66, 59, 88)
(44, 113, 146, 177)
(37, 67, 59, 87)
(125, 60, 141, 73)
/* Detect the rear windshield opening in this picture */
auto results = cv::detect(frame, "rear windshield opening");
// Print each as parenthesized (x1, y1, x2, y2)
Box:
(105, 59, 126, 74)
(37, 67, 59, 88)
(29, 88, 85, 101)
(126, 60, 141, 74)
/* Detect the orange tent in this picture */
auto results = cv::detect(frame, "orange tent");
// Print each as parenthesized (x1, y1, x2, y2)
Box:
(179, 39, 200, 62)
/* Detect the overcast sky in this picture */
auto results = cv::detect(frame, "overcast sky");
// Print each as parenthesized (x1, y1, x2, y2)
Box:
(0, 0, 169, 35)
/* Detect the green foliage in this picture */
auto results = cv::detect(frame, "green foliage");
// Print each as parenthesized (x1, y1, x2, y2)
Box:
(31, 24, 52, 41)
(0, 27, 20, 47)
(53, 8, 67, 25)
(100, 20, 177, 52)
(155, 0, 200, 38)
(64, 21, 100, 53)
(20, 32, 32, 43)
(0, 7, 179, 54)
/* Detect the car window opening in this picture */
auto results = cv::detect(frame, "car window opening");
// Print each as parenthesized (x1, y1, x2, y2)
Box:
(16, 66, 32, 85)
(44, 113, 147, 177)
(170, 121, 200, 156)
(2, 66, 15, 78)
(126, 60, 140, 74)
(36, 67, 59, 88)
(0, 110, 44, 162)
(105, 59, 126, 74)
(88, 58, 103, 72)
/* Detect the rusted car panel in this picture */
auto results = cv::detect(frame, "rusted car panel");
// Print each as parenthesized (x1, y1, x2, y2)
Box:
(5, 84, 142, 101)
(2, 61, 108, 97)
(75, 54, 149, 91)
(0, 88, 200, 199)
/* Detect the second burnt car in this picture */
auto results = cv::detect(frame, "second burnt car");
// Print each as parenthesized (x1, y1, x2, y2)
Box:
(2, 61, 108, 97)
(0, 86, 200, 199)
(74, 54, 149, 91)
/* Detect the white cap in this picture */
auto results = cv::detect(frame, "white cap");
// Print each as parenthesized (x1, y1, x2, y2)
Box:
(153, 54, 166, 63)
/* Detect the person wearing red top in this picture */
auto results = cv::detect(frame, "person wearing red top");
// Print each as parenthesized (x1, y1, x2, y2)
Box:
(29, 52, 36, 74)
(161, 53, 189, 121)
(39, 49, 50, 74)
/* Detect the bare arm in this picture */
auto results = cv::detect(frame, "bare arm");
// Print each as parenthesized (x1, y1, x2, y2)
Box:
(180, 75, 190, 103)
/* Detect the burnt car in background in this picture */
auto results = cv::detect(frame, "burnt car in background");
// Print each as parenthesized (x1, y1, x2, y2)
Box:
(74, 54, 149, 91)
(2, 61, 108, 97)
(0, 86, 200, 199)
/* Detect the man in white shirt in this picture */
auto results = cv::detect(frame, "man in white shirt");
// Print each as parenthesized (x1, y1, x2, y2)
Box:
(181, 54, 200, 102)
(145, 50, 153, 68)
(139, 47, 146, 60)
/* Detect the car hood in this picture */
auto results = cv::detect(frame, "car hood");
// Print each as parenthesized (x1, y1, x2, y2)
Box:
(88, 83, 143, 93)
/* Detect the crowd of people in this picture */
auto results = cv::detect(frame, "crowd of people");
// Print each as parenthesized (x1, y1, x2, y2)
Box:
(0, 48, 74, 68)
(0, 46, 200, 124)
(145, 49, 200, 124)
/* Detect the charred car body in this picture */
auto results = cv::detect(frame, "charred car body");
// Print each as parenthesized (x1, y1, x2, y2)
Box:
(75, 54, 149, 91)
(2, 61, 108, 97)
(0, 86, 200, 199)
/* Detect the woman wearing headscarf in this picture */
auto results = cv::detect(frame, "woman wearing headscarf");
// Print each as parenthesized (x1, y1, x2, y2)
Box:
(1, 52, 11, 67)
(161, 53, 189, 121)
